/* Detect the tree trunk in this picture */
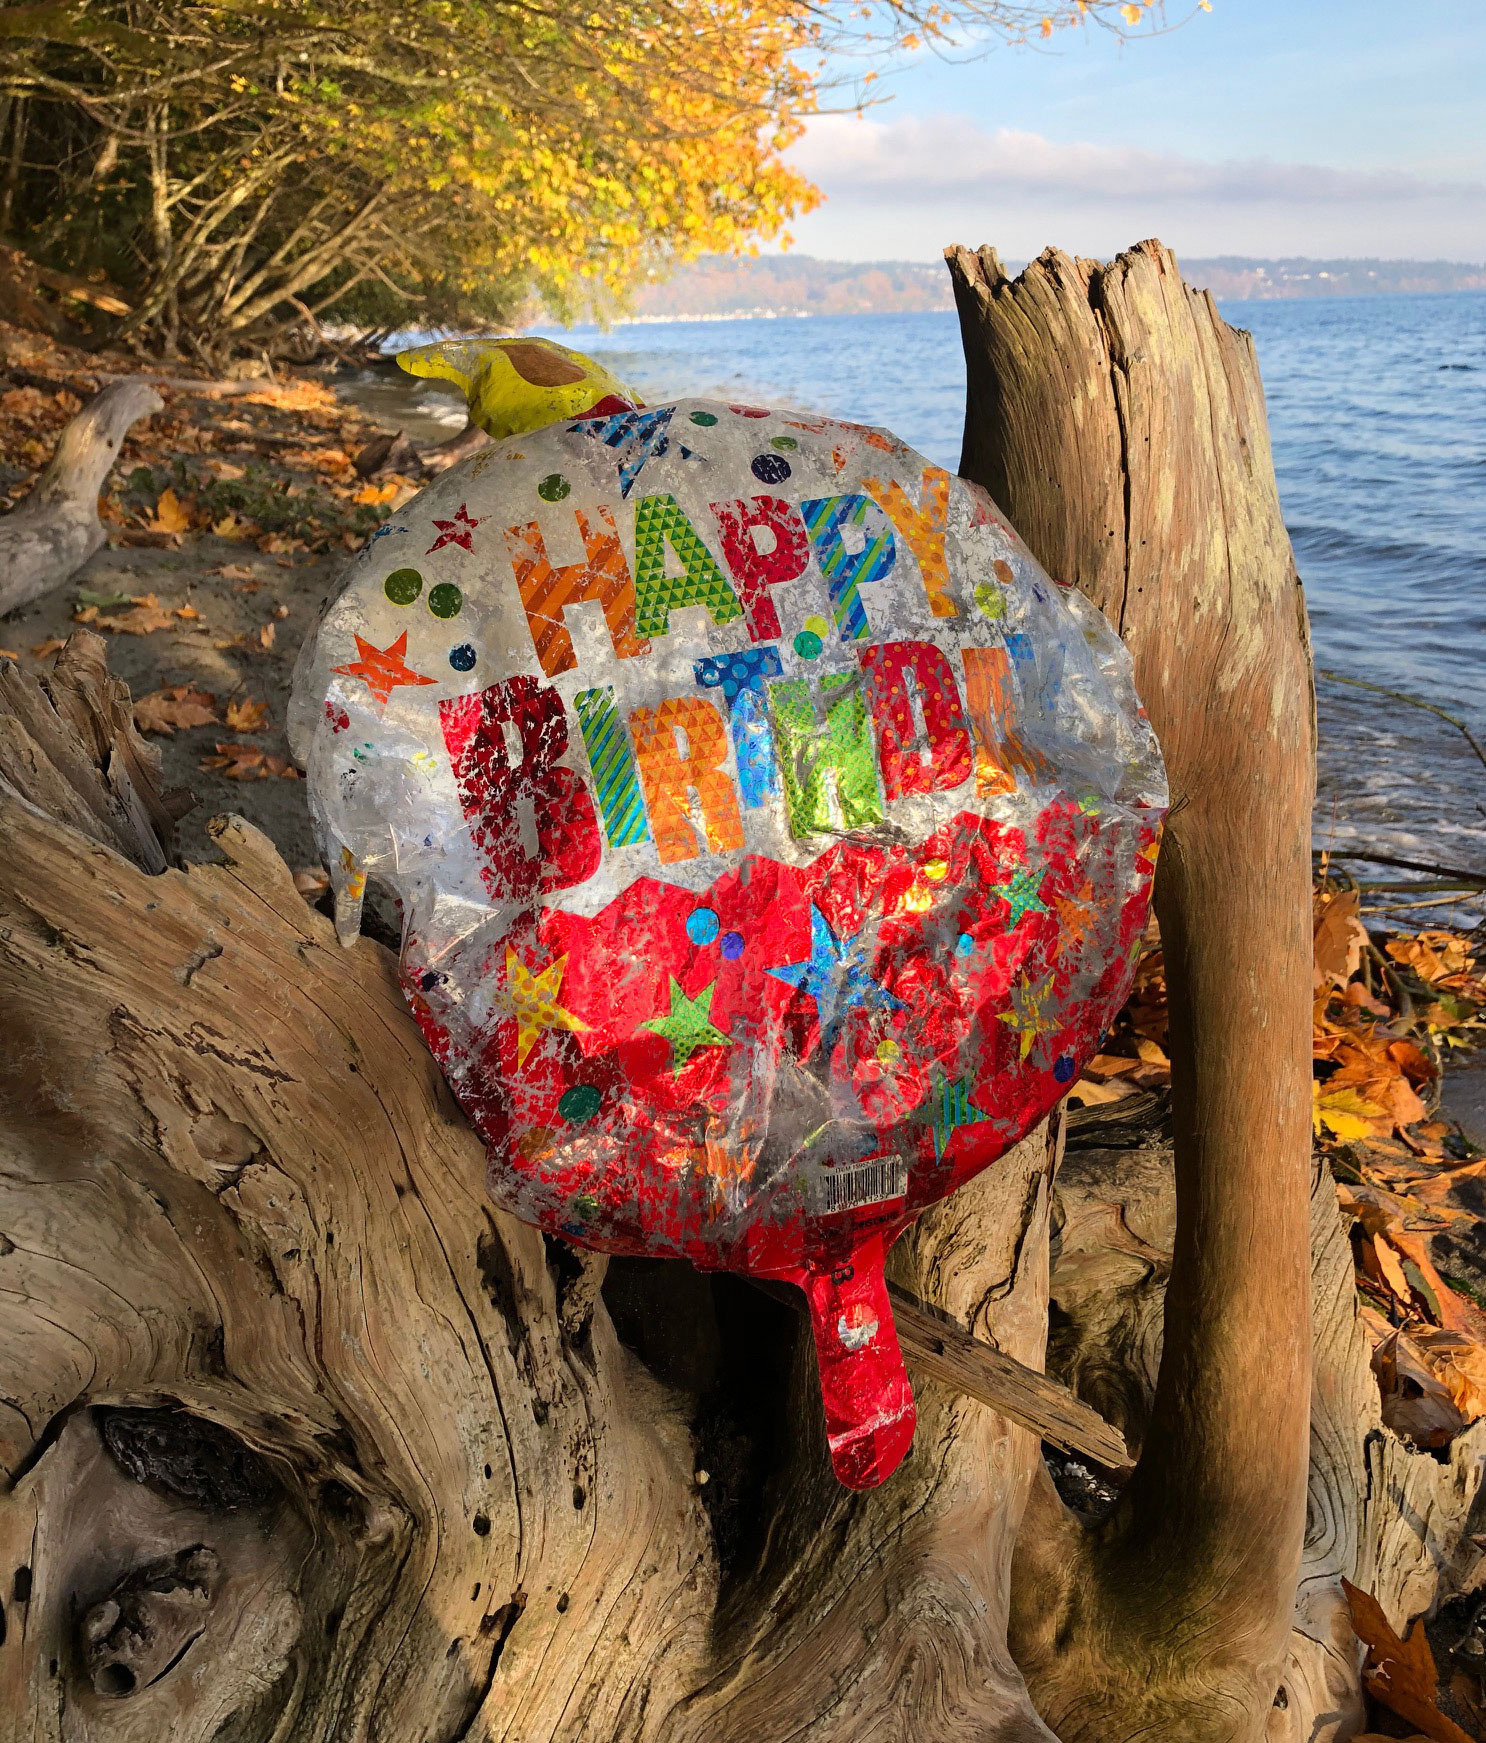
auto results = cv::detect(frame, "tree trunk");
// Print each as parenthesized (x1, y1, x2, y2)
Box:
(0, 379, 162, 613)
(948, 240, 1316, 1740)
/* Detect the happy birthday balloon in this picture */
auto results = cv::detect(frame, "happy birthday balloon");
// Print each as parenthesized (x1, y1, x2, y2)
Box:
(289, 337, 1167, 1489)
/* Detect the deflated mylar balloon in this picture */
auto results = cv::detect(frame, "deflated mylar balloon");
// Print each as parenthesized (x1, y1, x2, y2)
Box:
(289, 336, 1167, 1489)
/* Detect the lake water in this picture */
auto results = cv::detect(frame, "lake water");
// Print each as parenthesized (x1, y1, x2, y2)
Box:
(349, 292, 1486, 916)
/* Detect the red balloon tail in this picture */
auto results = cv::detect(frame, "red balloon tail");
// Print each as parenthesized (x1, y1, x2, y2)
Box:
(802, 1243, 917, 1489)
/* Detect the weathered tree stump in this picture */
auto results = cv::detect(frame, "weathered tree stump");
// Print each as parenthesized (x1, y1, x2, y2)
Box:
(949, 240, 1316, 1739)
(0, 379, 162, 612)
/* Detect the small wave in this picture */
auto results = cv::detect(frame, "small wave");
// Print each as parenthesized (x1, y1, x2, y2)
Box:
(1439, 362, 1478, 371)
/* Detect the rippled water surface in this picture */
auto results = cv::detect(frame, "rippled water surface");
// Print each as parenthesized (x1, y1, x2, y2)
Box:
(352, 294, 1486, 903)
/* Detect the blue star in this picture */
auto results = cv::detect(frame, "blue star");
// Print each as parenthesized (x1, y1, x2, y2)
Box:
(767, 905, 904, 1051)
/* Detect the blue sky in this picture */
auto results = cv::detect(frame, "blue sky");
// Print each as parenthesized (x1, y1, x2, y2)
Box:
(782, 0, 1486, 262)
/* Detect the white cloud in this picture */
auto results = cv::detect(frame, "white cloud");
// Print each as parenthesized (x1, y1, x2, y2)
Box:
(784, 114, 1486, 262)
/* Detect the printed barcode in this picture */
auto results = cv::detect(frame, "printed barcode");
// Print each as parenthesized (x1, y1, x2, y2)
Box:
(820, 1156, 909, 1214)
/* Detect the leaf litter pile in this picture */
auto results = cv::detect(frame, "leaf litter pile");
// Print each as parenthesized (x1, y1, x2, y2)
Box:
(1079, 885, 1486, 1448)
(0, 317, 453, 865)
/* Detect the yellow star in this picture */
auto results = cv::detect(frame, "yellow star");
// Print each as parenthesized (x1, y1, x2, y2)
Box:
(998, 972, 1057, 1061)
(498, 948, 589, 1068)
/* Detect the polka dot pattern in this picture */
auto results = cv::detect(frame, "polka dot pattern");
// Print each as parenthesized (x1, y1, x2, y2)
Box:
(428, 582, 463, 619)
(384, 567, 422, 605)
(449, 643, 477, 672)
(751, 452, 792, 485)
(538, 473, 571, 502)
(559, 1084, 602, 1123)
(686, 907, 720, 946)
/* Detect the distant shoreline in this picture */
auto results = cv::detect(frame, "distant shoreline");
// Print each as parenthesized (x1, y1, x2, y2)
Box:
(610, 253, 1486, 323)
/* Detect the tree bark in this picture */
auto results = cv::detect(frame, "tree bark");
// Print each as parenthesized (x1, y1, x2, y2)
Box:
(949, 240, 1316, 1740)
(0, 379, 162, 613)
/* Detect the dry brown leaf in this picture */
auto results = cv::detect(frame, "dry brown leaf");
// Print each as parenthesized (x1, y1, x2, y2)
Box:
(211, 563, 257, 581)
(0, 648, 18, 661)
(1410, 1328, 1486, 1423)
(1342, 1578, 1475, 1742)
(1315, 887, 1367, 990)
(211, 512, 252, 540)
(1369, 1234, 1413, 1303)
(175, 603, 201, 620)
(146, 486, 192, 535)
(200, 742, 299, 780)
(224, 697, 270, 732)
(1068, 1078, 1135, 1106)
(30, 637, 67, 658)
(1372, 1325, 1470, 1449)
(95, 594, 178, 635)
(256, 621, 276, 650)
(134, 686, 218, 734)
(294, 866, 330, 900)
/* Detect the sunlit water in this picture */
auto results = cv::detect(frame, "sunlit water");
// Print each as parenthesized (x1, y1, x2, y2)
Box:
(341, 293, 1486, 912)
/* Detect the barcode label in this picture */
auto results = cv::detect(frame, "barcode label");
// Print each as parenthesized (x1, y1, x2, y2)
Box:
(819, 1156, 909, 1214)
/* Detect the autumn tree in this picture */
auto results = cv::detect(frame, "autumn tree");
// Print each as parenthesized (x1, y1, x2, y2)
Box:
(1, 0, 1169, 359)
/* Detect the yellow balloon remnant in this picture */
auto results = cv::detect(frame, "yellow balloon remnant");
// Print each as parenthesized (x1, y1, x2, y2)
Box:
(397, 336, 639, 441)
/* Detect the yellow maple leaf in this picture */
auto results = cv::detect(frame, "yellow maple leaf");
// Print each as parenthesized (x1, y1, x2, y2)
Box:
(148, 487, 192, 535)
(1120, 1, 1143, 20)
(1313, 1082, 1389, 1142)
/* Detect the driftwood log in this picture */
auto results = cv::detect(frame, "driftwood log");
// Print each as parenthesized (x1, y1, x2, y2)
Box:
(0, 241, 1456, 1741)
(948, 239, 1315, 1739)
(0, 379, 162, 613)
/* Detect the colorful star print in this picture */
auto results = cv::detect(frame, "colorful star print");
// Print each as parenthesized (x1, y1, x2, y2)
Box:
(498, 949, 589, 1068)
(990, 866, 1049, 927)
(566, 406, 700, 498)
(767, 905, 905, 1052)
(1054, 880, 1096, 955)
(998, 972, 1058, 1060)
(924, 1070, 992, 1161)
(333, 630, 436, 707)
(643, 977, 732, 1071)
(427, 502, 483, 554)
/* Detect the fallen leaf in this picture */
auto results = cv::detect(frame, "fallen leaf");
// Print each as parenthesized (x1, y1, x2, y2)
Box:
(147, 487, 192, 535)
(212, 512, 251, 540)
(211, 563, 256, 581)
(175, 603, 201, 620)
(224, 697, 270, 732)
(95, 600, 178, 635)
(256, 621, 275, 650)
(1410, 1327, 1486, 1423)
(200, 743, 299, 780)
(1315, 888, 1367, 990)
(294, 865, 330, 900)
(1069, 1078, 1135, 1106)
(1367, 1233, 1413, 1304)
(30, 637, 67, 658)
(1315, 1083, 1391, 1142)
(0, 648, 18, 661)
(134, 686, 219, 734)
(353, 480, 399, 505)
(1342, 1577, 1475, 1742)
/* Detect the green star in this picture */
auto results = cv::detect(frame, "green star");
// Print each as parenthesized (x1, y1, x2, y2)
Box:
(990, 866, 1049, 927)
(643, 976, 732, 1071)
(924, 1070, 992, 1162)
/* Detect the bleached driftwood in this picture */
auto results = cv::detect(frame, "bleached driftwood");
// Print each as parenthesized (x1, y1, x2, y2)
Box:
(0, 378, 161, 612)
